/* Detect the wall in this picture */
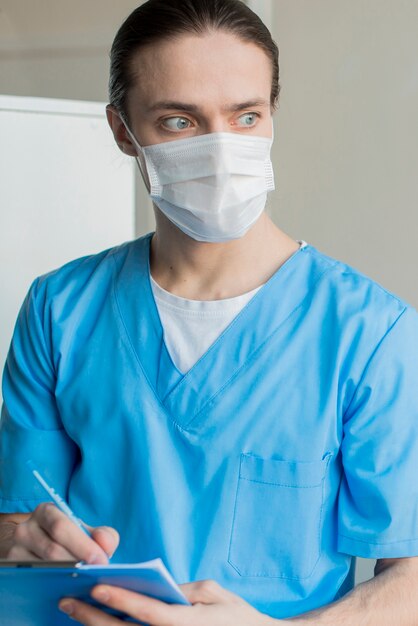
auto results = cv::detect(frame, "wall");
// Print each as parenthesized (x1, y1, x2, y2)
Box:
(0, 1, 141, 102)
(0, 1, 153, 236)
(270, 0, 418, 310)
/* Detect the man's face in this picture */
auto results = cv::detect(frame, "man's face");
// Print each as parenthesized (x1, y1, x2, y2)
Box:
(123, 30, 273, 148)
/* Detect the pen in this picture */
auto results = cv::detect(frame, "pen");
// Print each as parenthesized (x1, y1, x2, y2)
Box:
(26, 460, 91, 537)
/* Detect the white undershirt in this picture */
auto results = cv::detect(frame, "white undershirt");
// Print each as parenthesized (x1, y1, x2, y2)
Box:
(151, 241, 307, 374)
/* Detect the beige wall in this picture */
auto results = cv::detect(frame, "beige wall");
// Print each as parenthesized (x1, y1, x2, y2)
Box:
(270, 0, 418, 308)
(0, 1, 141, 102)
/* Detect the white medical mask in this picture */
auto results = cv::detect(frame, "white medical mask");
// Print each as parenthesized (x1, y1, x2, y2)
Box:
(125, 125, 275, 242)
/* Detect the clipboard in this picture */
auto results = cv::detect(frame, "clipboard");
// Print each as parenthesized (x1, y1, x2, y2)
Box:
(0, 557, 189, 626)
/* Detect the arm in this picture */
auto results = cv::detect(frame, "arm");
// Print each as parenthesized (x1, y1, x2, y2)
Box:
(285, 557, 418, 625)
(0, 281, 117, 564)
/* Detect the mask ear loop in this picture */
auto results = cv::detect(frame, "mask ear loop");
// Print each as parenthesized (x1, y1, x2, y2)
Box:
(118, 113, 151, 192)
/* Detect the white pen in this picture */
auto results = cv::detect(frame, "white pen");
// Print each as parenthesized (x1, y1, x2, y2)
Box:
(26, 459, 91, 537)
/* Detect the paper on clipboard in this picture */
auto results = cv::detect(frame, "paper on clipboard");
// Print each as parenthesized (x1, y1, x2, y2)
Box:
(0, 557, 189, 626)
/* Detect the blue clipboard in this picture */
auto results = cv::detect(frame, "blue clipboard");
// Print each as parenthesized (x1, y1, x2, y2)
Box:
(0, 557, 189, 626)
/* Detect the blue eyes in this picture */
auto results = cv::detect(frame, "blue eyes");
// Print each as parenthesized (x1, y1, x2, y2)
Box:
(162, 117, 192, 131)
(237, 113, 257, 127)
(161, 112, 259, 132)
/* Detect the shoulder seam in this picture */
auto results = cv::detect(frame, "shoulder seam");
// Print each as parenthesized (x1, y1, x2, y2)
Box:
(305, 247, 406, 307)
(342, 306, 408, 422)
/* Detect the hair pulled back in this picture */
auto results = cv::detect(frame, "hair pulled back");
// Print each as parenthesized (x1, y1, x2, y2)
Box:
(109, 0, 280, 120)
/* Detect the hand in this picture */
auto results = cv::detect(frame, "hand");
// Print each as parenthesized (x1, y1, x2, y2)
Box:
(59, 579, 277, 625)
(7, 502, 119, 564)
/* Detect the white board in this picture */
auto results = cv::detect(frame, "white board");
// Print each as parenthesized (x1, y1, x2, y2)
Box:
(0, 95, 136, 397)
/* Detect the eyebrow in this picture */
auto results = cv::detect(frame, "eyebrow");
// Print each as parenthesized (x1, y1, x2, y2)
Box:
(146, 99, 270, 113)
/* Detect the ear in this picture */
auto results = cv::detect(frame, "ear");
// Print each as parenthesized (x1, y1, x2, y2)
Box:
(106, 105, 138, 156)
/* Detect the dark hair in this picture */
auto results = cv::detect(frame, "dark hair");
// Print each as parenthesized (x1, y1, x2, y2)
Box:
(109, 0, 280, 120)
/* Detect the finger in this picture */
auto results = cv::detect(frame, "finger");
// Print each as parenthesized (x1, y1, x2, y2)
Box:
(90, 526, 120, 558)
(12, 517, 77, 561)
(6, 544, 41, 561)
(180, 579, 235, 605)
(90, 585, 191, 626)
(33, 503, 109, 564)
(59, 599, 122, 625)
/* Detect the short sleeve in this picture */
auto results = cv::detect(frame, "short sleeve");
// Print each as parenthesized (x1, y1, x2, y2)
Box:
(0, 279, 77, 513)
(338, 305, 418, 558)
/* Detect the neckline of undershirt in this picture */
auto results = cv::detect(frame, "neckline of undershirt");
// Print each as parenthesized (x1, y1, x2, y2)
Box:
(150, 240, 308, 313)
(151, 277, 262, 315)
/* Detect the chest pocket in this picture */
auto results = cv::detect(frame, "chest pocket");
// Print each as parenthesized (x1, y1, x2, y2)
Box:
(228, 453, 331, 579)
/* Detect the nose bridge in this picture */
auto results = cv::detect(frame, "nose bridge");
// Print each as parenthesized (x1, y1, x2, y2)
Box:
(200, 112, 232, 135)
(206, 121, 226, 134)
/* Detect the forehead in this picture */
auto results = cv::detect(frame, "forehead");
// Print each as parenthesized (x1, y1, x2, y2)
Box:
(127, 31, 272, 110)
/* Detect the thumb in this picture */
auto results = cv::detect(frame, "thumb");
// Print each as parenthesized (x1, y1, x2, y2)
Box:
(90, 526, 120, 558)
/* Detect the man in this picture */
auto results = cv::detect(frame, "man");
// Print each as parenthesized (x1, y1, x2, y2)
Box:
(1, 1, 417, 623)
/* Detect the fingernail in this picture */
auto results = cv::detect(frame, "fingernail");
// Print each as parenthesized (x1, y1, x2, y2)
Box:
(87, 554, 106, 565)
(93, 586, 110, 602)
(59, 600, 74, 615)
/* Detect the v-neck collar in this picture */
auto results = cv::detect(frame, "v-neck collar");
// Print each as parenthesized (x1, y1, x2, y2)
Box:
(113, 234, 336, 431)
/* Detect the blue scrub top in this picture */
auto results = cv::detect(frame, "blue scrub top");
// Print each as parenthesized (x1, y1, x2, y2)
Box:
(1, 234, 418, 619)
